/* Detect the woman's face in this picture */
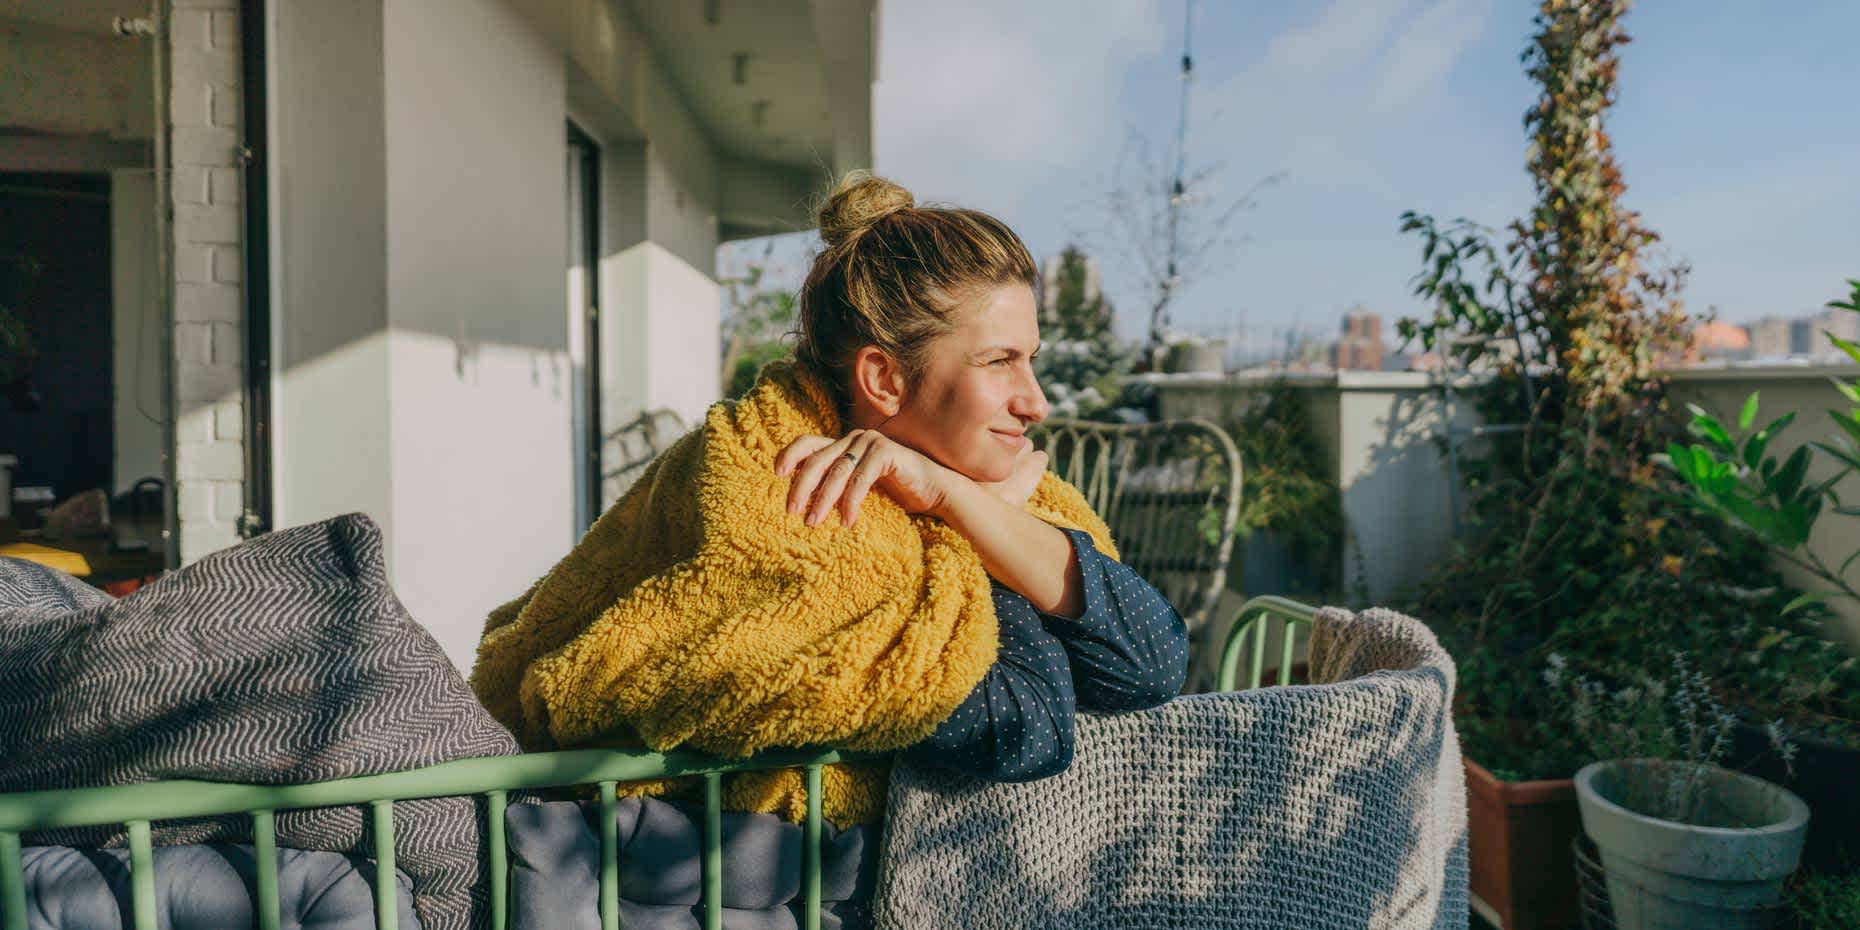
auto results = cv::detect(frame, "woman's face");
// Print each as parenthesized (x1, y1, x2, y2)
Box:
(879, 282, 1050, 482)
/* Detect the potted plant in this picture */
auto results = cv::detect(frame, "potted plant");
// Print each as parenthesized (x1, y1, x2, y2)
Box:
(1554, 654, 1809, 928)
(1224, 382, 1342, 600)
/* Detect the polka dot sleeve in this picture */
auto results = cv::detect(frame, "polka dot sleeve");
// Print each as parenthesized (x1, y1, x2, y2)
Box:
(902, 586, 1077, 783)
(903, 529, 1188, 782)
(1039, 528, 1190, 712)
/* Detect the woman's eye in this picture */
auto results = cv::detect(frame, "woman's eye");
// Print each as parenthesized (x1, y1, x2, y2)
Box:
(990, 357, 1012, 366)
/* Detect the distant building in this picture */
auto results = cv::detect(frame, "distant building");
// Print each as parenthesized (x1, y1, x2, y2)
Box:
(1658, 320, 1751, 367)
(1811, 307, 1860, 360)
(1385, 352, 1444, 373)
(1331, 307, 1386, 371)
(1695, 321, 1753, 363)
(1039, 251, 1108, 332)
(1748, 316, 1812, 359)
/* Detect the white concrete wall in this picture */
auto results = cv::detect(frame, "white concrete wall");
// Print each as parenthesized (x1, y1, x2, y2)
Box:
(264, 0, 732, 669)
(268, 0, 393, 548)
(1151, 367, 1860, 656)
(570, 68, 723, 511)
(169, 0, 248, 559)
(1152, 372, 1477, 604)
(380, 0, 574, 668)
(640, 136, 722, 425)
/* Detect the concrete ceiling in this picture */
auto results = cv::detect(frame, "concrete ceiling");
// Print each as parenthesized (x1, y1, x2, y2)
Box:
(625, 0, 872, 174)
(0, 0, 152, 34)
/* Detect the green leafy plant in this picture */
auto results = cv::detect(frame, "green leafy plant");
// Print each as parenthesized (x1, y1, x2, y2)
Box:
(1546, 652, 1798, 823)
(1790, 864, 1860, 930)
(1036, 245, 1133, 419)
(1224, 383, 1342, 563)
(719, 248, 798, 400)
(1664, 279, 1860, 613)
(1, 253, 43, 392)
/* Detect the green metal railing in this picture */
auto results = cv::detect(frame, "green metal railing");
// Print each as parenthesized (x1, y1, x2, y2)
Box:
(0, 747, 874, 930)
(0, 595, 1323, 930)
(1217, 595, 1322, 691)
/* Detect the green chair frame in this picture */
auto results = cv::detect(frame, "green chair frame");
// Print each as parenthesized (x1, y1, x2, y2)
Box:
(0, 600, 1319, 930)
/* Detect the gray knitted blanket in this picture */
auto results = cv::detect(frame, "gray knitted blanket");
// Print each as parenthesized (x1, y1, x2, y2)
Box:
(874, 606, 1468, 930)
(0, 514, 520, 930)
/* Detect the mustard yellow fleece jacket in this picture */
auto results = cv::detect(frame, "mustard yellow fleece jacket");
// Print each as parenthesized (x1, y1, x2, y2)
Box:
(470, 359, 1115, 826)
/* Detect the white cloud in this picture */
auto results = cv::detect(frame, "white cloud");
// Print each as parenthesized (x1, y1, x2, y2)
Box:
(871, 0, 1169, 221)
(1201, 0, 1495, 171)
(1375, 0, 1494, 111)
(1263, 0, 1410, 83)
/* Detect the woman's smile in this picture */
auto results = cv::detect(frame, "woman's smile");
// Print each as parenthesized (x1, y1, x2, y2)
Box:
(991, 428, 1030, 450)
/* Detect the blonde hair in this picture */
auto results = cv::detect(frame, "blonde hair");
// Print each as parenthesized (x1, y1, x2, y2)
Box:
(794, 171, 1039, 406)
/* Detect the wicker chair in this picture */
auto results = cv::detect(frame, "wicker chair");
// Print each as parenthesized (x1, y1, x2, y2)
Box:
(1032, 417, 1243, 678)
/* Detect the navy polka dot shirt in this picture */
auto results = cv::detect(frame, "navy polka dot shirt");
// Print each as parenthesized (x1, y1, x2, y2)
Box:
(905, 528, 1190, 782)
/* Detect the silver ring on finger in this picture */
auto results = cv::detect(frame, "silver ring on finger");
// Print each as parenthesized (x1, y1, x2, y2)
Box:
(840, 451, 859, 467)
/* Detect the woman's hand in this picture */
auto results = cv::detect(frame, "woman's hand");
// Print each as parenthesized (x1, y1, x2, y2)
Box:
(775, 429, 957, 526)
(976, 444, 1048, 508)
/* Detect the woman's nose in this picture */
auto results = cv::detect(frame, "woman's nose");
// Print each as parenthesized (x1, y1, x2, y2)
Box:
(1013, 366, 1050, 423)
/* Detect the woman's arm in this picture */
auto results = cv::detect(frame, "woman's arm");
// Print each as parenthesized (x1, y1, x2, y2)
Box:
(929, 467, 1084, 617)
(1039, 528, 1189, 711)
(904, 587, 1076, 781)
(775, 430, 1083, 615)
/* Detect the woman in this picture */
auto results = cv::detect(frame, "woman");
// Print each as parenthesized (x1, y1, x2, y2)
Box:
(779, 172, 1190, 782)
(472, 171, 1188, 827)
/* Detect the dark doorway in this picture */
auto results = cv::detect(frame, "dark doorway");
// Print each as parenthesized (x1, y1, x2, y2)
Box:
(0, 172, 114, 499)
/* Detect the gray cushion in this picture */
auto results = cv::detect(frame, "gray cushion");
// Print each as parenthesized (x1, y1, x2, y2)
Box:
(0, 515, 521, 930)
(18, 843, 421, 930)
(506, 797, 875, 930)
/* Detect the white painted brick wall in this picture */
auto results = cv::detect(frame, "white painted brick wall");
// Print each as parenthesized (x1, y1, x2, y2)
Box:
(169, 0, 247, 562)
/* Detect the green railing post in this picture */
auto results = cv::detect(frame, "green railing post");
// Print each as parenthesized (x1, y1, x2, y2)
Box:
(0, 830, 26, 930)
(486, 790, 508, 930)
(804, 764, 823, 930)
(703, 772, 723, 930)
(253, 809, 281, 930)
(371, 800, 398, 930)
(1248, 614, 1269, 689)
(1279, 617, 1298, 686)
(126, 819, 156, 930)
(597, 780, 618, 930)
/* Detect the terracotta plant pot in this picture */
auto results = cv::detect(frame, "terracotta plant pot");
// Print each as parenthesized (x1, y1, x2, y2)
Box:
(1464, 757, 1580, 930)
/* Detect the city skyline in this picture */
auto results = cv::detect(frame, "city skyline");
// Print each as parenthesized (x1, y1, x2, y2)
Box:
(845, 0, 1859, 343)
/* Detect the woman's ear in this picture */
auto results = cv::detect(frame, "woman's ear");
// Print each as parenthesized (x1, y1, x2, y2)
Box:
(851, 346, 906, 417)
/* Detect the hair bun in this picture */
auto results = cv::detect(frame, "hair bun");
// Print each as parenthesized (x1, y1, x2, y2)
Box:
(817, 170, 914, 248)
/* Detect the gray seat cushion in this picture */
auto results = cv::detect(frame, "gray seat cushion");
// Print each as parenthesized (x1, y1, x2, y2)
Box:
(18, 843, 421, 930)
(507, 797, 875, 930)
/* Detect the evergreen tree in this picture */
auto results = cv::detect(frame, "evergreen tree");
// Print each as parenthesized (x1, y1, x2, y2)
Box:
(1036, 245, 1130, 418)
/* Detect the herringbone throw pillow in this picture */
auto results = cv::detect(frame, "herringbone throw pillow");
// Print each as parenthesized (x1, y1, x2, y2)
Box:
(0, 513, 520, 930)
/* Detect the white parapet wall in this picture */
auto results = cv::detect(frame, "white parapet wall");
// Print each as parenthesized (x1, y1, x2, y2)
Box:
(1150, 370, 1480, 607)
(1150, 365, 1860, 657)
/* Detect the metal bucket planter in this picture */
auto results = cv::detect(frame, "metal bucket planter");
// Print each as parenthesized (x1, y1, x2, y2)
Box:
(1574, 760, 1809, 929)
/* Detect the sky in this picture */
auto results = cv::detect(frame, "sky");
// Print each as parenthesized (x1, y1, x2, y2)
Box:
(724, 0, 1860, 351)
